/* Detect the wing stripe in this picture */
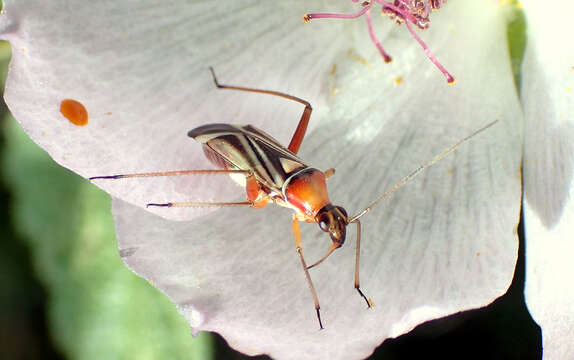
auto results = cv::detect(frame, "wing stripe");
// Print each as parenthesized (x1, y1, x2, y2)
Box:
(246, 134, 286, 186)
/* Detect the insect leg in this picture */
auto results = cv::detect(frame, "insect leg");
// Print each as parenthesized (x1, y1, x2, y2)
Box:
(147, 201, 253, 208)
(89, 169, 250, 181)
(90, 169, 267, 208)
(292, 214, 324, 329)
(287, 104, 312, 155)
(147, 196, 272, 209)
(324, 168, 335, 179)
(352, 219, 372, 308)
(208, 67, 312, 154)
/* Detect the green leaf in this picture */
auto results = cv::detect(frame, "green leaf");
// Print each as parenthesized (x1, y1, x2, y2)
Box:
(506, 2, 527, 92)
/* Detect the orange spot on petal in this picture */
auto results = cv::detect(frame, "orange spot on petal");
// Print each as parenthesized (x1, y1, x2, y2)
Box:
(60, 99, 88, 126)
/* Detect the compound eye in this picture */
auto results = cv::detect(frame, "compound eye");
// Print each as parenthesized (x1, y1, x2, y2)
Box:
(318, 213, 330, 232)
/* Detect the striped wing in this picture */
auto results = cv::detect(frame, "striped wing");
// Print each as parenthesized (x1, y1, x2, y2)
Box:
(188, 124, 308, 192)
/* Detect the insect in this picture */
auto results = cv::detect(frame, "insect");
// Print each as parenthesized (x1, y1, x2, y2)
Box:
(91, 68, 497, 329)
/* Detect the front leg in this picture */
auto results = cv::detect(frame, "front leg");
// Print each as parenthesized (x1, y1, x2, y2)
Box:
(352, 219, 372, 308)
(292, 214, 324, 329)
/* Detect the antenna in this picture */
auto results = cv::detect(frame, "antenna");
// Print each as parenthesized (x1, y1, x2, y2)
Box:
(348, 120, 498, 223)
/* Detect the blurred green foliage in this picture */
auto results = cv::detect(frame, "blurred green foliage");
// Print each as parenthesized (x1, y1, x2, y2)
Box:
(506, 2, 527, 92)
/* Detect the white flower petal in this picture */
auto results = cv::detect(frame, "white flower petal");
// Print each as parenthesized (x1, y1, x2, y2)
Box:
(0, 0, 356, 221)
(522, 0, 574, 358)
(112, 1, 522, 359)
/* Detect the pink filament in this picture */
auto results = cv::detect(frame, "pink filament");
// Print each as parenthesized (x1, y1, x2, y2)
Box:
(365, 8, 392, 63)
(404, 19, 455, 84)
(304, 3, 371, 22)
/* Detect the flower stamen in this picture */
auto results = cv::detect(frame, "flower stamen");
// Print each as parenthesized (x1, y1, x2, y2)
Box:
(303, 1, 372, 23)
(304, 0, 455, 84)
(365, 5, 393, 63)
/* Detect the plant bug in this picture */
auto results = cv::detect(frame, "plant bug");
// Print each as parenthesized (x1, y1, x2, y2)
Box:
(90, 68, 497, 329)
